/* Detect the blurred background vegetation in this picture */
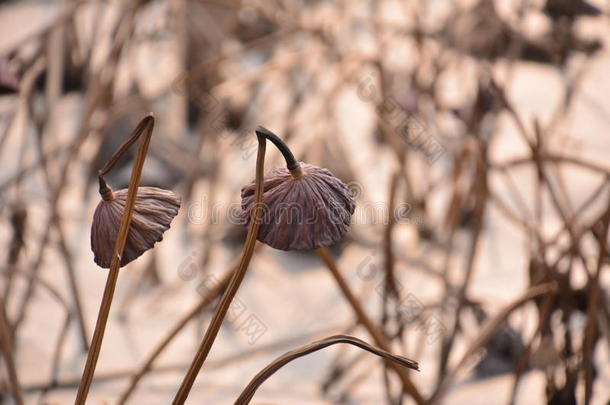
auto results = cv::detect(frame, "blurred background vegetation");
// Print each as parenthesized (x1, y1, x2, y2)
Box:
(1, 0, 610, 403)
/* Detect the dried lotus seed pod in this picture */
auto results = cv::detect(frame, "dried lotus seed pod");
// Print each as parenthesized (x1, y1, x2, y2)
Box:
(241, 128, 355, 251)
(91, 184, 181, 268)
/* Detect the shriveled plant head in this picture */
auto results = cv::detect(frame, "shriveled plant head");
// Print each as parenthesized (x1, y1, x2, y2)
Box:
(78, 114, 183, 404)
(241, 127, 355, 250)
(91, 182, 180, 268)
(90, 116, 181, 268)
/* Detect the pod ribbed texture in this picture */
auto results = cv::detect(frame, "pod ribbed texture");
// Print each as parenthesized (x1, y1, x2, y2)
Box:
(91, 187, 181, 268)
(241, 163, 355, 251)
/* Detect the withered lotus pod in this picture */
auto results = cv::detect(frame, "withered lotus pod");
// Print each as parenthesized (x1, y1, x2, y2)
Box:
(241, 127, 355, 251)
(91, 181, 181, 268)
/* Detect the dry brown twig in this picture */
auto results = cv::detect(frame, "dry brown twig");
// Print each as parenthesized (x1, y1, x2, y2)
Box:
(75, 114, 155, 404)
(0, 292, 24, 405)
(432, 282, 558, 402)
(316, 247, 425, 404)
(172, 129, 267, 404)
(234, 334, 419, 404)
(117, 249, 257, 404)
(12, 3, 142, 342)
(582, 200, 610, 404)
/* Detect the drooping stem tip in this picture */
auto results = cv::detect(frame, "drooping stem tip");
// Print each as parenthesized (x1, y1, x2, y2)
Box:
(75, 115, 154, 404)
(255, 126, 300, 174)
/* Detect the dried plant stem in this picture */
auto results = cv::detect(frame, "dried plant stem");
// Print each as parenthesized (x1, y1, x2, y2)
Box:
(54, 224, 90, 351)
(172, 133, 267, 404)
(315, 247, 424, 404)
(1, 268, 69, 310)
(22, 322, 341, 394)
(508, 286, 556, 405)
(40, 311, 72, 401)
(381, 171, 401, 404)
(117, 261, 235, 403)
(0, 293, 24, 405)
(431, 282, 557, 402)
(3, 57, 46, 310)
(26, 93, 90, 351)
(12, 7, 135, 340)
(583, 202, 610, 404)
(381, 171, 401, 321)
(234, 334, 419, 404)
(75, 114, 155, 404)
(120, 248, 267, 403)
(438, 144, 488, 381)
(254, 126, 299, 170)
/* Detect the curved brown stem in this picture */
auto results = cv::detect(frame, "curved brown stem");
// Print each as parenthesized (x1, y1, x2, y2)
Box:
(97, 113, 155, 200)
(75, 114, 154, 404)
(255, 126, 299, 170)
(0, 292, 24, 405)
(315, 247, 425, 404)
(234, 334, 418, 404)
(430, 282, 557, 403)
(172, 131, 267, 404)
(117, 254, 244, 404)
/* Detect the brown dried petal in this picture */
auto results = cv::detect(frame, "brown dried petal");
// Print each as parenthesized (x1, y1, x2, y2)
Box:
(91, 187, 181, 268)
(241, 163, 355, 250)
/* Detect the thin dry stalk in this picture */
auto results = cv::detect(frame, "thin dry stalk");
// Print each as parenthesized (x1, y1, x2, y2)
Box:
(1, 268, 69, 311)
(172, 131, 267, 404)
(39, 311, 72, 402)
(438, 140, 488, 382)
(117, 256, 241, 403)
(75, 114, 155, 404)
(381, 171, 401, 317)
(508, 284, 557, 405)
(22, 323, 342, 395)
(234, 334, 419, 404)
(24, 94, 90, 351)
(12, 5, 139, 338)
(431, 282, 557, 402)
(0, 292, 24, 405)
(53, 224, 90, 351)
(315, 247, 424, 404)
(381, 170, 402, 404)
(582, 201, 610, 404)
